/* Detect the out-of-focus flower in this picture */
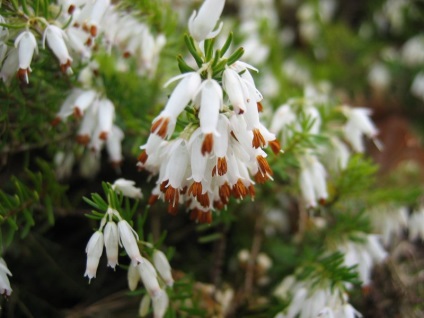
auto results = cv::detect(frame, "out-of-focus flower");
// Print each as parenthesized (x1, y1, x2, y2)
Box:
(299, 153, 328, 208)
(411, 72, 424, 102)
(188, 0, 225, 42)
(112, 179, 143, 199)
(368, 63, 391, 92)
(369, 205, 408, 246)
(341, 106, 379, 153)
(408, 208, 424, 241)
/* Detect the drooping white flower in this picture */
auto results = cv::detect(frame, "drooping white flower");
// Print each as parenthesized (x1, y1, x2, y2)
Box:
(401, 35, 424, 66)
(152, 289, 169, 318)
(0, 258, 12, 296)
(14, 30, 38, 83)
(0, 48, 19, 83)
(299, 153, 328, 208)
(112, 178, 143, 199)
(127, 261, 141, 291)
(151, 72, 201, 139)
(188, 0, 225, 42)
(368, 63, 391, 91)
(341, 106, 378, 153)
(84, 231, 104, 281)
(118, 220, 143, 264)
(139, 294, 151, 317)
(222, 67, 249, 114)
(106, 125, 124, 165)
(43, 25, 73, 74)
(104, 221, 119, 268)
(138, 259, 161, 298)
(153, 250, 174, 287)
(97, 98, 115, 140)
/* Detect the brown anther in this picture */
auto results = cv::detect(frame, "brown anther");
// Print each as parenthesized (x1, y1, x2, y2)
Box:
(257, 155, 273, 177)
(219, 182, 231, 204)
(151, 117, 169, 138)
(68, 4, 75, 14)
(269, 139, 282, 155)
(160, 180, 169, 192)
(232, 179, 248, 199)
(201, 133, 213, 156)
(123, 52, 131, 59)
(76, 134, 91, 145)
(137, 150, 148, 164)
(51, 117, 62, 127)
(188, 182, 202, 197)
(214, 200, 225, 210)
(73, 22, 80, 28)
(197, 192, 210, 208)
(257, 101, 263, 112)
(148, 194, 159, 206)
(99, 131, 108, 140)
(212, 166, 217, 177)
(85, 37, 93, 47)
(60, 59, 72, 74)
(199, 211, 212, 224)
(248, 184, 255, 200)
(190, 209, 200, 221)
(252, 128, 266, 148)
(180, 186, 188, 195)
(90, 25, 97, 37)
(238, 108, 245, 115)
(73, 107, 83, 119)
(217, 157, 227, 176)
(230, 131, 239, 142)
(17, 68, 29, 83)
(255, 171, 269, 184)
(165, 186, 179, 207)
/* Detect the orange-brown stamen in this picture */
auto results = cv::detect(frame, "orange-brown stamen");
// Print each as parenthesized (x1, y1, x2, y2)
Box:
(165, 186, 179, 207)
(60, 59, 72, 74)
(197, 192, 210, 208)
(76, 134, 91, 145)
(151, 117, 169, 138)
(248, 184, 255, 200)
(257, 101, 263, 112)
(73, 107, 83, 119)
(230, 131, 239, 141)
(17, 68, 29, 83)
(199, 211, 212, 224)
(232, 179, 248, 199)
(99, 131, 108, 140)
(148, 194, 159, 206)
(269, 139, 281, 155)
(217, 157, 227, 176)
(137, 150, 148, 164)
(252, 128, 266, 148)
(168, 204, 178, 215)
(160, 180, 169, 192)
(188, 181, 202, 197)
(219, 182, 231, 204)
(90, 25, 97, 37)
(201, 133, 213, 156)
(123, 51, 131, 58)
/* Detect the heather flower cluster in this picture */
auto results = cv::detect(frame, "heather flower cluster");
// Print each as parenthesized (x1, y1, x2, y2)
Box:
(270, 86, 379, 208)
(138, 0, 280, 223)
(84, 179, 172, 318)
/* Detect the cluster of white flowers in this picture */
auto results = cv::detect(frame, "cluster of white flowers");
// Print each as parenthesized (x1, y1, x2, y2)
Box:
(274, 275, 361, 318)
(369, 205, 409, 246)
(0, 0, 165, 83)
(270, 88, 378, 208)
(138, 0, 280, 223)
(84, 179, 171, 317)
(337, 234, 388, 287)
(52, 86, 124, 166)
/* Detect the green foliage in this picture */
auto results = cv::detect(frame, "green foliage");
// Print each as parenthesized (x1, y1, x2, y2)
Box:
(0, 158, 67, 251)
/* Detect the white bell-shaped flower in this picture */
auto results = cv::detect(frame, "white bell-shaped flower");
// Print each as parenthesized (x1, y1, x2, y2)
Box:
(0, 258, 12, 296)
(188, 0, 225, 42)
(43, 25, 73, 74)
(14, 30, 38, 83)
(84, 231, 104, 281)
(153, 250, 174, 287)
(104, 221, 119, 268)
(112, 178, 143, 199)
(118, 220, 143, 264)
